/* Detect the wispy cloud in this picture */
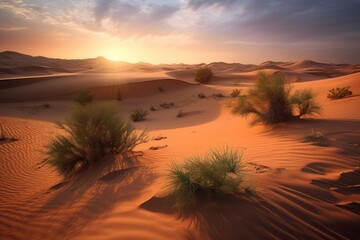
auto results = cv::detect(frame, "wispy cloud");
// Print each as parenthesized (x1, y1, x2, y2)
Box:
(0, 26, 26, 31)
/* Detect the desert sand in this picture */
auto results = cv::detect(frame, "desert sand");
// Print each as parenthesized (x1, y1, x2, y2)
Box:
(0, 52, 359, 239)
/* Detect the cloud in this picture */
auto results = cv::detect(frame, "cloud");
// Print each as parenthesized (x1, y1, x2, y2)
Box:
(187, 0, 239, 10)
(92, 0, 180, 38)
(0, 27, 26, 31)
(184, 0, 360, 48)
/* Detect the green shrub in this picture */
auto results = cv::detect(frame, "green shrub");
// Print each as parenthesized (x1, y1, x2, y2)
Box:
(167, 148, 254, 207)
(44, 104, 147, 177)
(130, 109, 149, 122)
(73, 90, 93, 105)
(291, 89, 321, 118)
(231, 72, 320, 125)
(327, 86, 352, 100)
(195, 67, 213, 84)
(230, 89, 241, 98)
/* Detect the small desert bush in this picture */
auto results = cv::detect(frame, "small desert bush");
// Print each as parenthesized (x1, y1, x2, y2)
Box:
(158, 86, 164, 92)
(231, 72, 320, 125)
(327, 86, 352, 100)
(195, 67, 213, 84)
(150, 105, 156, 111)
(160, 102, 175, 109)
(44, 104, 147, 177)
(230, 89, 241, 98)
(167, 148, 254, 207)
(291, 89, 321, 119)
(73, 90, 93, 105)
(198, 93, 206, 99)
(130, 109, 149, 122)
(176, 109, 184, 118)
(212, 93, 224, 98)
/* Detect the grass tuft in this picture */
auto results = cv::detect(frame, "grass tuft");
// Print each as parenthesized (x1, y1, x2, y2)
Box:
(167, 148, 255, 207)
(230, 89, 241, 98)
(130, 109, 149, 122)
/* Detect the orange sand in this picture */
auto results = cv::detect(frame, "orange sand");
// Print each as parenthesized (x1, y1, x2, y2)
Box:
(0, 61, 359, 239)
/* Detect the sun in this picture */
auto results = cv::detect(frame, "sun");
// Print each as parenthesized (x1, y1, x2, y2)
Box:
(103, 53, 122, 61)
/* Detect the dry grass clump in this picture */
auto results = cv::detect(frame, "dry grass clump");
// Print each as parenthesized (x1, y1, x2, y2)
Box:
(230, 89, 241, 98)
(160, 102, 175, 109)
(327, 86, 352, 100)
(176, 109, 184, 118)
(44, 104, 147, 177)
(198, 93, 206, 99)
(130, 109, 149, 122)
(167, 148, 256, 207)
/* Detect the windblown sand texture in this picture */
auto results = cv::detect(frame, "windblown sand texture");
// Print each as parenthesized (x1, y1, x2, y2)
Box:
(0, 52, 359, 239)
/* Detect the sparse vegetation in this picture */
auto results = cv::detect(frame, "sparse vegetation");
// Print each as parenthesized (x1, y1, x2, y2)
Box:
(176, 109, 184, 118)
(230, 89, 241, 98)
(212, 93, 224, 98)
(291, 89, 321, 119)
(130, 109, 149, 122)
(73, 89, 93, 105)
(198, 93, 206, 99)
(167, 148, 255, 207)
(150, 106, 156, 111)
(44, 104, 147, 177)
(116, 89, 122, 101)
(158, 86, 164, 92)
(231, 72, 321, 125)
(327, 86, 352, 100)
(160, 102, 175, 109)
(195, 67, 213, 84)
(42, 103, 50, 108)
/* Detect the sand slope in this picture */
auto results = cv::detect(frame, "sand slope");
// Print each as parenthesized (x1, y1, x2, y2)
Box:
(0, 65, 359, 239)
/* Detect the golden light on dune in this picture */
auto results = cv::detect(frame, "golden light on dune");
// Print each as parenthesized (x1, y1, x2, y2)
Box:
(1, 1, 360, 239)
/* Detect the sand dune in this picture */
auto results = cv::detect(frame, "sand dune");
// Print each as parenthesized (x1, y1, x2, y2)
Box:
(0, 54, 359, 239)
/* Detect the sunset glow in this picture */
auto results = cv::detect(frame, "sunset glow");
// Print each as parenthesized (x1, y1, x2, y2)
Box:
(1, 0, 359, 64)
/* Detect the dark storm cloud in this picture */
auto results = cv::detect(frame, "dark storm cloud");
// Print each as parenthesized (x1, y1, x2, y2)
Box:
(189, 0, 360, 44)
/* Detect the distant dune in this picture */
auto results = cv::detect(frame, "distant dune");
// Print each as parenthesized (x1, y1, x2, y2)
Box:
(0, 51, 359, 240)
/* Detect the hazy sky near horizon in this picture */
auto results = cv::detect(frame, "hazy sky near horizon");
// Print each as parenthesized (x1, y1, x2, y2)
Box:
(0, 0, 359, 64)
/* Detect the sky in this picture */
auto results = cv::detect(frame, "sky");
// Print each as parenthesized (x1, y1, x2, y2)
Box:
(0, 0, 359, 64)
